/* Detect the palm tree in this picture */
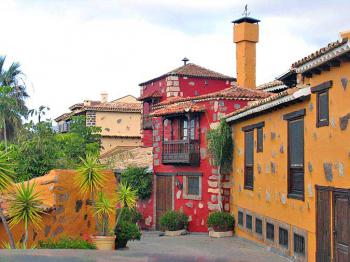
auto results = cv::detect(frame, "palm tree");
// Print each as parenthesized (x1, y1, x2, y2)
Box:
(75, 154, 107, 231)
(0, 150, 15, 249)
(0, 56, 29, 146)
(94, 192, 115, 236)
(28, 105, 50, 123)
(114, 183, 137, 229)
(8, 182, 44, 248)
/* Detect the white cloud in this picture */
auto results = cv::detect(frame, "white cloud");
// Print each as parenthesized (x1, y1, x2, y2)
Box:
(0, 0, 343, 121)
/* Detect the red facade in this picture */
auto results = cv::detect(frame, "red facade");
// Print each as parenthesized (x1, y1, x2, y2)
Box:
(137, 63, 269, 231)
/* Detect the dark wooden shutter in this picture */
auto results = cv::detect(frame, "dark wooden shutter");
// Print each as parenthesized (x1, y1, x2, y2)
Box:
(316, 187, 331, 262)
(317, 90, 329, 127)
(257, 127, 263, 152)
(288, 117, 304, 199)
(244, 130, 254, 190)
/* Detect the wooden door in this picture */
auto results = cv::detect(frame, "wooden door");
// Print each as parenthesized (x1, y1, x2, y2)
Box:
(156, 175, 173, 230)
(334, 192, 349, 262)
(316, 187, 331, 262)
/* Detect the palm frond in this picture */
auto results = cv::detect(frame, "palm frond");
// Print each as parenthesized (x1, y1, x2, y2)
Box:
(115, 182, 137, 209)
(0, 150, 14, 192)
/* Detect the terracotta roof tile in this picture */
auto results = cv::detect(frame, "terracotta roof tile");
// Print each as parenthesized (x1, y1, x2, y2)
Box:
(139, 63, 235, 86)
(138, 90, 162, 101)
(257, 80, 285, 90)
(225, 86, 310, 121)
(156, 86, 271, 107)
(151, 101, 206, 117)
(291, 39, 348, 68)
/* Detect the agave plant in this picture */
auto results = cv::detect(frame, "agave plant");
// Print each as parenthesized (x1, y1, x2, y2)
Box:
(115, 183, 138, 230)
(75, 154, 107, 231)
(8, 182, 45, 248)
(94, 192, 115, 236)
(0, 150, 15, 248)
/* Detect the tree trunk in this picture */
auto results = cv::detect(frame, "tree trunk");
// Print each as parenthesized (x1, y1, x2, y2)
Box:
(0, 207, 15, 249)
(217, 165, 223, 211)
(91, 192, 100, 235)
(23, 222, 28, 249)
(3, 118, 7, 153)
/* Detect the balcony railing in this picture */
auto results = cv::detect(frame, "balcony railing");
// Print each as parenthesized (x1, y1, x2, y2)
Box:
(143, 115, 153, 130)
(162, 139, 200, 166)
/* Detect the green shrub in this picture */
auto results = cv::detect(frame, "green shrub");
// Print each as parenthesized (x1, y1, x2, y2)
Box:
(38, 237, 96, 249)
(159, 210, 188, 231)
(117, 207, 143, 224)
(121, 166, 152, 200)
(114, 221, 142, 248)
(207, 212, 235, 232)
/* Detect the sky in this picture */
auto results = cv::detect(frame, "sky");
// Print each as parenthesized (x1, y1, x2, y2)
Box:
(1, 0, 349, 121)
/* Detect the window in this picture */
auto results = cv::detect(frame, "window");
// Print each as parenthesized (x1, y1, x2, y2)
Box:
(255, 218, 262, 235)
(287, 116, 305, 200)
(257, 127, 263, 152)
(316, 90, 329, 127)
(179, 119, 188, 140)
(266, 222, 275, 241)
(294, 233, 305, 255)
(244, 130, 254, 190)
(279, 227, 289, 248)
(246, 214, 252, 230)
(190, 119, 195, 140)
(183, 175, 202, 200)
(311, 80, 332, 128)
(238, 211, 244, 226)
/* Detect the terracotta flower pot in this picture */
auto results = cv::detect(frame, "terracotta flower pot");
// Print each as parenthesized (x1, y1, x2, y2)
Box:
(91, 235, 116, 250)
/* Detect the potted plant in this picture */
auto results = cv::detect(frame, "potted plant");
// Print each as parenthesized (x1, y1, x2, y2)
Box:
(159, 210, 188, 236)
(91, 191, 116, 250)
(75, 154, 116, 250)
(114, 183, 141, 249)
(207, 211, 235, 238)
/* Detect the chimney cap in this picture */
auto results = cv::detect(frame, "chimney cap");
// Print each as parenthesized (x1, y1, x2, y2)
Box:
(232, 16, 260, 24)
(182, 57, 189, 65)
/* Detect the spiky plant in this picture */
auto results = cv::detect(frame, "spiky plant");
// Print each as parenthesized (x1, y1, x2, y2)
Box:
(0, 150, 15, 248)
(94, 192, 115, 236)
(75, 154, 107, 232)
(8, 182, 45, 248)
(115, 183, 138, 230)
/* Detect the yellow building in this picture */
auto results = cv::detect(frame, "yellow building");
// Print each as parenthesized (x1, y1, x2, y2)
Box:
(55, 94, 141, 154)
(226, 28, 350, 261)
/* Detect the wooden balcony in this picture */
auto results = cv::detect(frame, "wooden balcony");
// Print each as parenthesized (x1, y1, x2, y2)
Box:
(143, 115, 153, 130)
(162, 139, 200, 166)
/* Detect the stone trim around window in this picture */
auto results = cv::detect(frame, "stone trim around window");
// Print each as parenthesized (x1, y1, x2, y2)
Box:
(253, 214, 264, 241)
(276, 221, 291, 257)
(237, 207, 245, 230)
(292, 226, 308, 262)
(183, 176, 202, 200)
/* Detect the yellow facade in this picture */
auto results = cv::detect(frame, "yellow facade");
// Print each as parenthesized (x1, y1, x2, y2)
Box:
(229, 59, 350, 261)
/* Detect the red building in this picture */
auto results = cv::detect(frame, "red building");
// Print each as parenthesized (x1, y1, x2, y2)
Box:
(137, 60, 269, 231)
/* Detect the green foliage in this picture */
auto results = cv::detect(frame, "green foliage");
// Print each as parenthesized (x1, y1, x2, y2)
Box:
(207, 212, 235, 232)
(0, 150, 14, 192)
(116, 182, 138, 209)
(116, 207, 142, 224)
(8, 182, 45, 248)
(159, 210, 188, 231)
(75, 154, 107, 196)
(206, 119, 233, 174)
(14, 122, 61, 181)
(114, 221, 141, 248)
(38, 237, 96, 249)
(121, 166, 152, 200)
(95, 192, 115, 236)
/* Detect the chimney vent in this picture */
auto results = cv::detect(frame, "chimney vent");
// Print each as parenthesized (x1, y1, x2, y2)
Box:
(182, 57, 189, 65)
(101, 92, 108, 103)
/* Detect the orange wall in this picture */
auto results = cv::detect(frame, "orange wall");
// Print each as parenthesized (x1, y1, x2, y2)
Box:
(230, 62, 350, 261)
(0, 169, 116, 247)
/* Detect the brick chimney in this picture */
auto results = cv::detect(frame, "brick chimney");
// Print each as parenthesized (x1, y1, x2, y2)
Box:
(101, 92, 108, 103)
(232, 16, 260, 89)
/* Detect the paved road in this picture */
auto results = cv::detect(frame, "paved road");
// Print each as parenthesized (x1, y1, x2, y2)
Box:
(0, 232, 290, 262)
